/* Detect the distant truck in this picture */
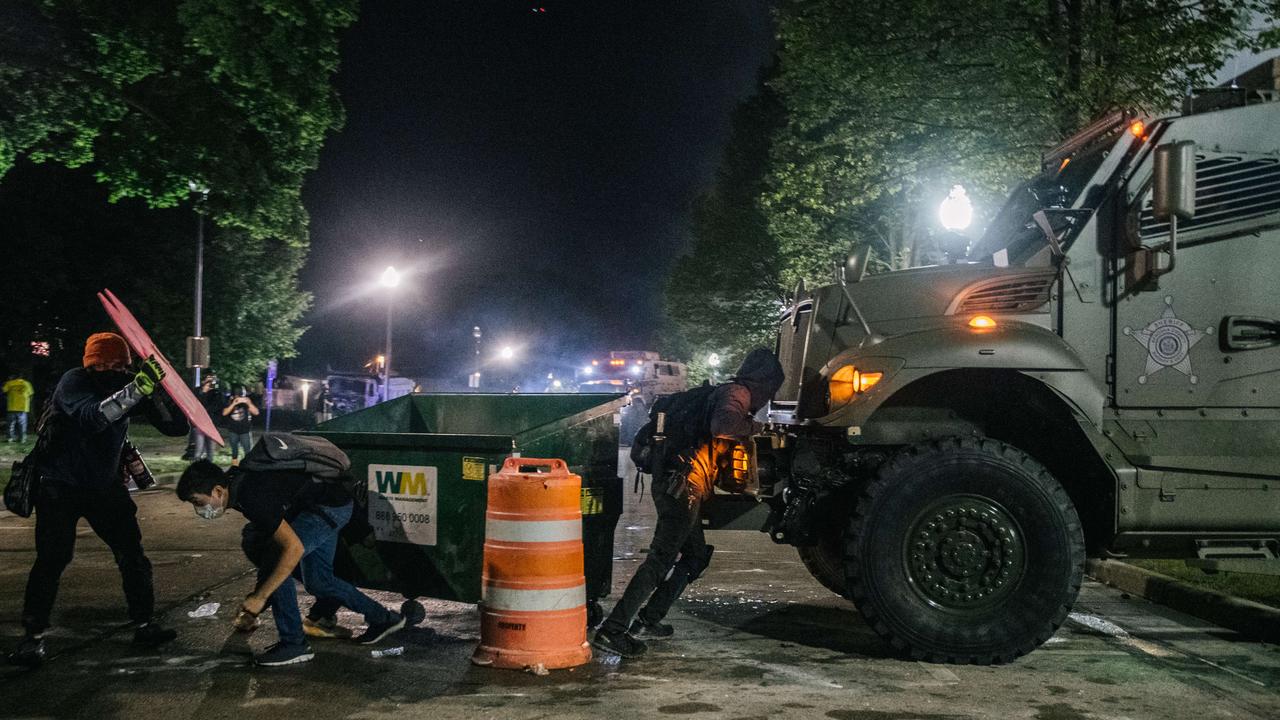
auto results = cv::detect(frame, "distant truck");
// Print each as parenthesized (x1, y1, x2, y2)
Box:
(735, 99, 1280, 664)
(577, 350, 688, 405)
(325, 373, 415, 415)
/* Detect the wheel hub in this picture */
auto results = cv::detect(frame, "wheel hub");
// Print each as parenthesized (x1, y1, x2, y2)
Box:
(905, 496, 1026, 611)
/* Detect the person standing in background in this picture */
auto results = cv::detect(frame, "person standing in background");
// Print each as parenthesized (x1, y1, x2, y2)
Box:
(4, 372, 35, 443)
(222, 386, 260, 462)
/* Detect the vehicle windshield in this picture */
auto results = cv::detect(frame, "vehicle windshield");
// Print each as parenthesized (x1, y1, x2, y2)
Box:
(970, 126, 1125, 264)
(329, 378, 366, 395)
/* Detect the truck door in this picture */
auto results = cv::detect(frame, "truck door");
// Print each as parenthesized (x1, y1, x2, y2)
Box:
(1114, 122, 1280, 525)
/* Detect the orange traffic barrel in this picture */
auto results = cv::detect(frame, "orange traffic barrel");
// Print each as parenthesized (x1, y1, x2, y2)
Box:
(472, 457, 591, 670)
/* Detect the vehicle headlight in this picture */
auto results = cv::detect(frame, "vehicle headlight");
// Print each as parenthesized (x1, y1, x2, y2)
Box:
(827, 365, 883, 411)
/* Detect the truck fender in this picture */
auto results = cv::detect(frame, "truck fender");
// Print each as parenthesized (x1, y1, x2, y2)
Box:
(815, 321, 1104, 429)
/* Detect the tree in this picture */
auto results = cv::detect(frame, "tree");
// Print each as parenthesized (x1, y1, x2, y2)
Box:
(664, 72, 787, 374)
(0, 0, 354, 381)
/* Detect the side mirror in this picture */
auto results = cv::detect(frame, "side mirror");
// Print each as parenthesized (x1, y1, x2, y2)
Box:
(841, 245, 872, 285)
(1136, 141, 1196, 282)
(1153, 141, 1196, 222)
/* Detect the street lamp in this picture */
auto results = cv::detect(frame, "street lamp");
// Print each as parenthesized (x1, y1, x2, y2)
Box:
(470, 326, 483, 389)
(379, 266, 400, 402)
(939, 184, 973, 232)
(500, 346, 516, 360)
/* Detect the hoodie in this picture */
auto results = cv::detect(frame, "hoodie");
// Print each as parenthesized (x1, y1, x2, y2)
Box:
(684, 349, 785, 499)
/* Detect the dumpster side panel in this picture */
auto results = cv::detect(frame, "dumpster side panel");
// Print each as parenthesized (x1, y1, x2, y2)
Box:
(304, 432, 507, 603)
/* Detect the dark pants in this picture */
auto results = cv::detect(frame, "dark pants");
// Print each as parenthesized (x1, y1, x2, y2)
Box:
(228, 431, 253, 460)
(22, 483, 155, 634)
(602, 474, 711, 635)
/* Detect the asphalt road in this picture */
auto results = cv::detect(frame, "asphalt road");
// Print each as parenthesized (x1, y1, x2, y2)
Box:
(2, 467, 1278, 720)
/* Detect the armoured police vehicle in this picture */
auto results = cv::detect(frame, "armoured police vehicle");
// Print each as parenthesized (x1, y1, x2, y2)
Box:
(754, 98, 1280, 664)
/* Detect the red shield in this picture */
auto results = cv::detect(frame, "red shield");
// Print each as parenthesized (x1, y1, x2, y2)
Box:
(97, 289, 224, 446)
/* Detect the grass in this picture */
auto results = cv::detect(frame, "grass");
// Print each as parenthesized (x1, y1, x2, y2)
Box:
(1127, 559, 1280, 610)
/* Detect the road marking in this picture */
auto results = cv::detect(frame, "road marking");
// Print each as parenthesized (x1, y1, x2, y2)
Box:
(1195, 657, 1268, 688)
(1072, 610, 1269, 687)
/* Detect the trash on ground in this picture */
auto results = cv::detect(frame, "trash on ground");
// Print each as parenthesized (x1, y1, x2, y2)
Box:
(525, 662, 549, 676)
(187, 602, 220, 618)
(371, 646, 405, 658)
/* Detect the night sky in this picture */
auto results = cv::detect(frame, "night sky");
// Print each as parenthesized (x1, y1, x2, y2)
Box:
(297, 1, 774, 380)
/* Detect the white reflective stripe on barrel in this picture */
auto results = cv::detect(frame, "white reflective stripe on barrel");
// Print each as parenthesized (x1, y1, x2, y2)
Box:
(485, 518, 581, 543)
(481, 584, 587, 612)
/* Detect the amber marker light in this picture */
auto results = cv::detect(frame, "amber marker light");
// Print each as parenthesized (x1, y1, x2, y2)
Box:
(1129, 119, 1146, 139)
(857, 371, 883, 392)
(828, 365, 884, 410)
(968, 315, 997, 330)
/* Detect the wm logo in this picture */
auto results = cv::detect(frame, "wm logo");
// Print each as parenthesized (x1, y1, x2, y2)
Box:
(374, 469, 429, 496)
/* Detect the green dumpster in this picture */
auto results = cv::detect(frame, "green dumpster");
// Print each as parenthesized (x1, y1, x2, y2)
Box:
(300, 393, 626, 614)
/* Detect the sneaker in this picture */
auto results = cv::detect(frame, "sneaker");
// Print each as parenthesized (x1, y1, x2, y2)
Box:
(254, 642, 314, 667)
(354, 613, 406, 645)
(630, 618, 674, 640)
(591, 628, 647, 658)
(6, 634, 46, 668)
(304, 615, 352, 639)
(132, 622, 178, 647)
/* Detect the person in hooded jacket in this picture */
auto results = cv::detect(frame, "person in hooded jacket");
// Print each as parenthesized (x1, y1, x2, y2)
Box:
(7, 333, 189, 668)
(592, 348, 785, 658)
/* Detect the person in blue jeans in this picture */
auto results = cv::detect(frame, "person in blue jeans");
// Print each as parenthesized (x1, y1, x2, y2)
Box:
(176, 460, 405, 666)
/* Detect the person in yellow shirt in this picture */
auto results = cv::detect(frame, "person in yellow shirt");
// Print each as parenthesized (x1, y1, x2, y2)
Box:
(4, 372, 35, 443)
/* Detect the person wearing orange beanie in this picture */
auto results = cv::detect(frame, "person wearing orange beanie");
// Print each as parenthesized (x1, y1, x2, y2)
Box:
(82, 332, 132, 369)
(8, 333, 190, 668)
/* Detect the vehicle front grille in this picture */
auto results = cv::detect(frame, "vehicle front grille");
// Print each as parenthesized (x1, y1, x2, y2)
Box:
(951, 273, 1056, 314)
(1140, 154, 1280, 239)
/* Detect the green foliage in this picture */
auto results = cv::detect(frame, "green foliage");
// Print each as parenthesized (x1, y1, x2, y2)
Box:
(0, 0, 354, 381)
(204, 229, 311, 387)
(664, 75, 787, 371)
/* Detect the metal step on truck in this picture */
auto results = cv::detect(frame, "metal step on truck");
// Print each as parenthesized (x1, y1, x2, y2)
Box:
(734, 95, 1280, 664)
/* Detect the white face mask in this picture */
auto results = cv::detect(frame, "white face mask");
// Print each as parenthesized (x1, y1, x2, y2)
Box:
(195, 501, 224, 520)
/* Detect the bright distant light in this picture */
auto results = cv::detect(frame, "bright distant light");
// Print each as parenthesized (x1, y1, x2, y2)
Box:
(379, 266, 401, 288)
(582, 366, 593, 376)
(500, 346, 516, 360)
(708, 353, 721, 368)
(939, 185, 973, 231)
(552, 379, 563, 389)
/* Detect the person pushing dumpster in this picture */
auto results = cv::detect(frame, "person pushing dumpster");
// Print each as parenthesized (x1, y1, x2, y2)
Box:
(176, 433, 407, 667)
(593, 348, 784, 658)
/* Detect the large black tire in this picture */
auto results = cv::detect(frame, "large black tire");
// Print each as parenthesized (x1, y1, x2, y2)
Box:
(846, 437, 1084, 664)
(798, 533, 849, 598)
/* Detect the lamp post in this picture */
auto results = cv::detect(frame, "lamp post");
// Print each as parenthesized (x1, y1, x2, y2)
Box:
(379, 266, 400, 402)
(189, 182, 209, 387)
(708, 352, 721, 383)
(470, 326, 482, 389)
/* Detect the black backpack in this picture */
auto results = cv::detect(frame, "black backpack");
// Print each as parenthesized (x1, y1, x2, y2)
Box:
(238, 432, 357, 496)
(629, 384, 719, 474)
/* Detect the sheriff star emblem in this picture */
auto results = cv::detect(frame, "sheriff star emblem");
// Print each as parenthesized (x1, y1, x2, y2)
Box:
(1123, 296, 1214, 385)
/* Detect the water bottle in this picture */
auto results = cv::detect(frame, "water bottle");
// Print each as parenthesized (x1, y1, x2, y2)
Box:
(121, 441, 155, 490)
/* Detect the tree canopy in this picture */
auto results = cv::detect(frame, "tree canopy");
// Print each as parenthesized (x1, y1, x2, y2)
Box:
(0, 0, 355, 384)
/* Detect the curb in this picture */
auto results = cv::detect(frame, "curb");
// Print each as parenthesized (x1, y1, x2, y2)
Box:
(1086, 558, 1280, 644)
